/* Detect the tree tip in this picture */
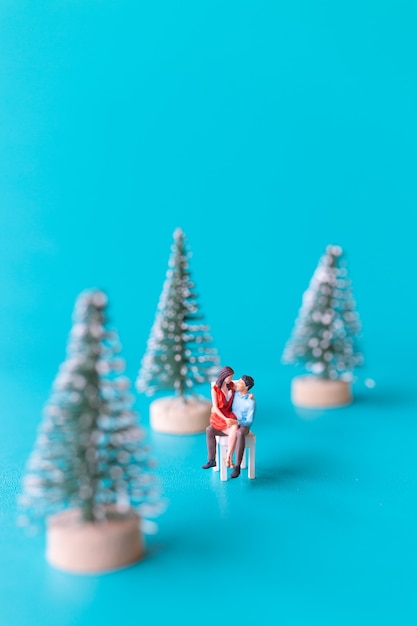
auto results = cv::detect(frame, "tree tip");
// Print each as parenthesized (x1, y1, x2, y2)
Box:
(76, 288, 108, 309)
(173, 227, 185, 239)
(325, 244, 343, 256)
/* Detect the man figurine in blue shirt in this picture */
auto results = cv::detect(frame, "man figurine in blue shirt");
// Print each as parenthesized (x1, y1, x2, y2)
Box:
(203, 374, 255, 479)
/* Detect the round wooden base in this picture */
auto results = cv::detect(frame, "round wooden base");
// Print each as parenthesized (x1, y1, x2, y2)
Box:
(291, 376, 352, 408)
(46, 508, 143, 574)
(150, 395, 211, 434)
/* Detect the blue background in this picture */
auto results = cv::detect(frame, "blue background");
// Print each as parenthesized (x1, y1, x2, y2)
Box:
(0, 1, 416, 625)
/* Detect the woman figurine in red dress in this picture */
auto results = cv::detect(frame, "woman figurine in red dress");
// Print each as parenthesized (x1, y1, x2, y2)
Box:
(208, 366, 239, 468)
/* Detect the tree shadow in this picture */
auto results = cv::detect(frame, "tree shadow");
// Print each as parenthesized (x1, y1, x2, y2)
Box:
(354, 386, 415, 409)
(143, 520, 230, 562)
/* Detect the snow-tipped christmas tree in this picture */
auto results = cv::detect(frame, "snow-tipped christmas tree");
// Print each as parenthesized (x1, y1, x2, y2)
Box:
(18, 288, 163, 533)
(136, 227, 219, 398)
(136, 228, 219, 433)
(282, 245, 363, 404)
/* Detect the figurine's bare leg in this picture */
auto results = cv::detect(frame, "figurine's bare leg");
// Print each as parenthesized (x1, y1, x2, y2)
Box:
(225, 423, 238, 467)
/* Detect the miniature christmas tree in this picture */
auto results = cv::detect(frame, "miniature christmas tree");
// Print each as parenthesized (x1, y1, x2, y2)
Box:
(282, 244, 363, 407)
(18, 288, 164, 573)
(136, 227, 220, 433)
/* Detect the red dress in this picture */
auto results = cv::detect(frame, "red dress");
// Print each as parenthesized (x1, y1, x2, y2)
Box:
(210, 381, 236, 431)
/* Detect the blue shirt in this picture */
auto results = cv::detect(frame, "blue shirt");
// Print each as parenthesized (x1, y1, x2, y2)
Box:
(232, 392, 255, 428)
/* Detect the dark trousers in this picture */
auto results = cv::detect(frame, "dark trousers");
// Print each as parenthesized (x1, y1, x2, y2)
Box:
(206, 425, 250, 468)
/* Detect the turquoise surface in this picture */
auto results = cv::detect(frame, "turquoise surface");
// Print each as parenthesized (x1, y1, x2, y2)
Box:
(1, 2, 416, 624)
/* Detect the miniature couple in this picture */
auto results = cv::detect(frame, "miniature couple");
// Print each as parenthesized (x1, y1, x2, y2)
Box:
(202, 366, 255, 479)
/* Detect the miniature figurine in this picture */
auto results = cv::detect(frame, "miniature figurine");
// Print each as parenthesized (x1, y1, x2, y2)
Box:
(282, 244, 363, 408)
(136, 228, 220, 433)
(202, 370, 255, 479)
(205, 366, 238, 466)
(17, 288, 164, 574)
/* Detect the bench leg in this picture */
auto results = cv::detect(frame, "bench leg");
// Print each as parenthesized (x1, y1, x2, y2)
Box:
(248, 444, 255, 479)
(220, 440, 228, 481)
(213, 440, 220, 472)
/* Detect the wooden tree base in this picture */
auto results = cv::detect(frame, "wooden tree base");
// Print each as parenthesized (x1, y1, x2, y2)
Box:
(291, 375, 352, 408)
(150, 395, 211, 434)
(46, 508, 143, 574)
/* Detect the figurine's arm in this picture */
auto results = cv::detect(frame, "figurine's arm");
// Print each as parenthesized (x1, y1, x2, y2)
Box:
(241, 401, 255, 428)
(211, 385, 230, 420)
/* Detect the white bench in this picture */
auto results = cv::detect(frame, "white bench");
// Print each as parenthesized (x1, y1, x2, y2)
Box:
(213, 432, 256, 481)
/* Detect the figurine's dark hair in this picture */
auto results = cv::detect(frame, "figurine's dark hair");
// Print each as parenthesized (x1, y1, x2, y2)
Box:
(241, 375, 255, 391)
(216, 366, 234, 389)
